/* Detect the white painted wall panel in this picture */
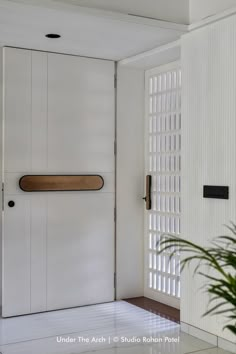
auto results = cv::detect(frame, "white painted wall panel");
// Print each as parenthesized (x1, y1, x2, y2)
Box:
(181, 15, 236, 343)
(116, 66, 144, 299)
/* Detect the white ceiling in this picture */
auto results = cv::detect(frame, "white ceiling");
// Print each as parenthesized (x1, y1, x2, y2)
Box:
(0, 0, 187, 60)
(190, 0, 236, 23)
(53, 0, 190, 24)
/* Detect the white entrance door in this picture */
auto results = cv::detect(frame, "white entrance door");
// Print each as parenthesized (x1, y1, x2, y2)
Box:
(144, 62, 181, 309)
(2, 47, 115, 317)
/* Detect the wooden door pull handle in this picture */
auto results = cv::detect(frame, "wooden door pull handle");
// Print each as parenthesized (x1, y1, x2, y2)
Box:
(19, 175, 104, 192)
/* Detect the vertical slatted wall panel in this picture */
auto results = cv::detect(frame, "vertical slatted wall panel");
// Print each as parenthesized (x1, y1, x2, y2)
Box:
(182, 15, 236, 344)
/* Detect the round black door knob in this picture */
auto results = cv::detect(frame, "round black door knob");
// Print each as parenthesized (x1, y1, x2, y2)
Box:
(8, 201, 15, 208)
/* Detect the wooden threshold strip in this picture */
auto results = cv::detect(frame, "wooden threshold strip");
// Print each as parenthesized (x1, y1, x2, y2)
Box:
(124, 296, 180, 323)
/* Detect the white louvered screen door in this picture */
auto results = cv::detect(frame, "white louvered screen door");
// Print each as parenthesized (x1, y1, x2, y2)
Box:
(144, 62, 181, 309)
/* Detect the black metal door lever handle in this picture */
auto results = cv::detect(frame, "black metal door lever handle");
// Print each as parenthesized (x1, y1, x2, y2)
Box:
(143, 175, 152, 210)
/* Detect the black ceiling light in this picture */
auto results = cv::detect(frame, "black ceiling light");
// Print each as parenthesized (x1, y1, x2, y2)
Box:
(45, 33, 61, 39)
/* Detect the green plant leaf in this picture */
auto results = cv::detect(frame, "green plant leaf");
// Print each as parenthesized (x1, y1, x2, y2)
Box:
(158, 225, 236, 336)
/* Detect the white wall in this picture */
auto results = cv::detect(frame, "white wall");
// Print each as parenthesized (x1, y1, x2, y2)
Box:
(0, 47, 2, 311)
(182, 14, 236, 343)
(116, 66, 144, 299)
(190, 0, 236, 23)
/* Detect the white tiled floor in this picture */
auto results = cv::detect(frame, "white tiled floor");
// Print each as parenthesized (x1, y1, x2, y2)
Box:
(0, 301, 232, 354)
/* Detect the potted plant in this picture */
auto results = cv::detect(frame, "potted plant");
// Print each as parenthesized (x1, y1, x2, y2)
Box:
(158, 223, 236, 336)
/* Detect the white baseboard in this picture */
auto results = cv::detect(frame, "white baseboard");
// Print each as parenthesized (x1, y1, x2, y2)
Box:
(181, 322, 236, 354)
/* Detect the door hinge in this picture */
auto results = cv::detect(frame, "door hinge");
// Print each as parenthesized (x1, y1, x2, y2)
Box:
(114, 74, 117, 89)
(2, 182, 4, 211)
(114, 272, 116, 288)
(114, 141, 117, 155)
(114, 207, 116, 223)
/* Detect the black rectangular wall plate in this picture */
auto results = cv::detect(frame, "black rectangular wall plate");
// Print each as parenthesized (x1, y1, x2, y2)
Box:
(203, 185, 229, 199)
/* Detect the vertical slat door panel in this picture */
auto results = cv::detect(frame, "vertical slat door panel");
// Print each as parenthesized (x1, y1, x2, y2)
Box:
(46, 53, 115, 311)
(47, 53, 115, 173)
(31, 51, 48, 172)
(30, 194, 47, 313)
(144, 62, 181, 309)
(4, 48, 31, 173)
(47, 193, 114, 310)
(30, 51, 48, 313)
(3, 196, 31, 316)
(3, 48, 32, 316)
(3, 49, 49, 316)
